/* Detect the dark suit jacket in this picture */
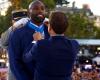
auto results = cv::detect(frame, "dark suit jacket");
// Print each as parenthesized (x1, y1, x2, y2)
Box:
(8, 22, 49, 80)
(23, 36, 79, 80)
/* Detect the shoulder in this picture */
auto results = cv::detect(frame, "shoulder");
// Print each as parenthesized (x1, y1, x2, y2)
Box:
(13, 23, 30, 34)
(13, 17, 29, 28)
(69, 39, 80, 52)
(70, 39, 79, 46)
(37, 39, 49, 45)
(63, 37, 79, 46)
(69, 39, 79, 48)
(10, 27, 25, 39)
(65, 38, 79, 48)
(35, 39, 49, 48)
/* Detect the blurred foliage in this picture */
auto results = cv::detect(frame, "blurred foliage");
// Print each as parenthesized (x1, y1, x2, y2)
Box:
(0, 6, 12, 36)
(95, 28, 100, 39)
(9, 0, 33, 9)
(65, 13, 99, 39)
(0, 16, 6, 35)
(42, 0, 55, 10)
(9, 0, 55, 10)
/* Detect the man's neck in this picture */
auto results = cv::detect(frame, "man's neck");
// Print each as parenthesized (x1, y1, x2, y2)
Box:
(31, 20, 42, 26)
(50, 33, 64, 37)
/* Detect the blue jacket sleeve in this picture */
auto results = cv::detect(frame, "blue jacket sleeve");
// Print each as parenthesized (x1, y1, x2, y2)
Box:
(23, 42, 38, 63)
(8, 31, 31, 80)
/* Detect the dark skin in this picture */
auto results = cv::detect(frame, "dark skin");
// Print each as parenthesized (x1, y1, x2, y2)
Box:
(28, 1, 45, 26)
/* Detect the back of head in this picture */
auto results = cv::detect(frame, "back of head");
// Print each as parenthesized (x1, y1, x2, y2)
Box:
(49, 11, 68, 34)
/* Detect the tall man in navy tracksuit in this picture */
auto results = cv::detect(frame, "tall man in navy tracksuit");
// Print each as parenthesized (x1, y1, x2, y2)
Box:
(23, 11, 79, 80)
(8, 1, 49, 80)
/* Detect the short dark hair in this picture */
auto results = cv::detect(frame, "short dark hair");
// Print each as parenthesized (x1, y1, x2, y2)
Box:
(49, 11, 68, 34)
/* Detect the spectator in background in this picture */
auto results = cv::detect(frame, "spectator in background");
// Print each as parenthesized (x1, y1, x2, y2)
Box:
(1, 9, 28, 49)
(1, 9, 28, 80)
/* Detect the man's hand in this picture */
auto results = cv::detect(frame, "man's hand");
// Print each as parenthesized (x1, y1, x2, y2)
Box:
(33, 32, 43, 41)
(43, 18, 49, 27)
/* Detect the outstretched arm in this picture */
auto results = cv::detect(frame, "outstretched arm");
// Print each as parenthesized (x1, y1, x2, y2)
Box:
(23, 42, 38, 63)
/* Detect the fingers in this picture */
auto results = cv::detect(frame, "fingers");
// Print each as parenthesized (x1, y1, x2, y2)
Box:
(33, 32, 43, 41)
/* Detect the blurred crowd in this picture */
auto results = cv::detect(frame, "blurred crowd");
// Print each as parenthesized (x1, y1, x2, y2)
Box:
(72, 64, 100, 80)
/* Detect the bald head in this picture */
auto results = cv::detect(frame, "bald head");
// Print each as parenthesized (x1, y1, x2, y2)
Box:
(29, 0, 45, 10)
(28, 0, 45, 15)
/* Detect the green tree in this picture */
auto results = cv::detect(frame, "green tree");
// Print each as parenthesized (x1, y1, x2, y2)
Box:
(0, 6, 12, 36)
(95, 28, 100, 39)
(42, 0, 55, 9)
(65, 13, 97, 39)
(9, 0, 21, 10)
(9, 0, 55, 10)
(41, 0, 55, 16)
(20, 0, 33, 9)
(0, 16, 6, 35)
(9, 0, 33, 10)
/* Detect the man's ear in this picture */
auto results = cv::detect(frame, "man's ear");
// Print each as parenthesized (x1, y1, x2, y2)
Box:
(27, 8, 31, 18)
(48, 24, 52, 34)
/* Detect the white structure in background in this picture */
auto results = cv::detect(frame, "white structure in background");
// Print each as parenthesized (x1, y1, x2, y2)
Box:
(92, 56, 100, 65)
(76, 39, 100, 46)
(94, 15, 100, 28)
(0, 0, 11, 16)
(76, 39, 100, 57)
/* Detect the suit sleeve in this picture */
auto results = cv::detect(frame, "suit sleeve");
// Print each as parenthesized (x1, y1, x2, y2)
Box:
(8, 30, 31, 80)
(23, 42, 38, 63)
(71, 40, 80, 60)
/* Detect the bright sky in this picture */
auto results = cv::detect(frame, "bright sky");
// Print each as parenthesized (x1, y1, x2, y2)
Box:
(68, 0, 100, 15)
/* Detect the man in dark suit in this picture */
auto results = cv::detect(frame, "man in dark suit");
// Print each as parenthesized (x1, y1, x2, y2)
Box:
(8, 0, 49, 80)
(23, 11, 79, 80)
